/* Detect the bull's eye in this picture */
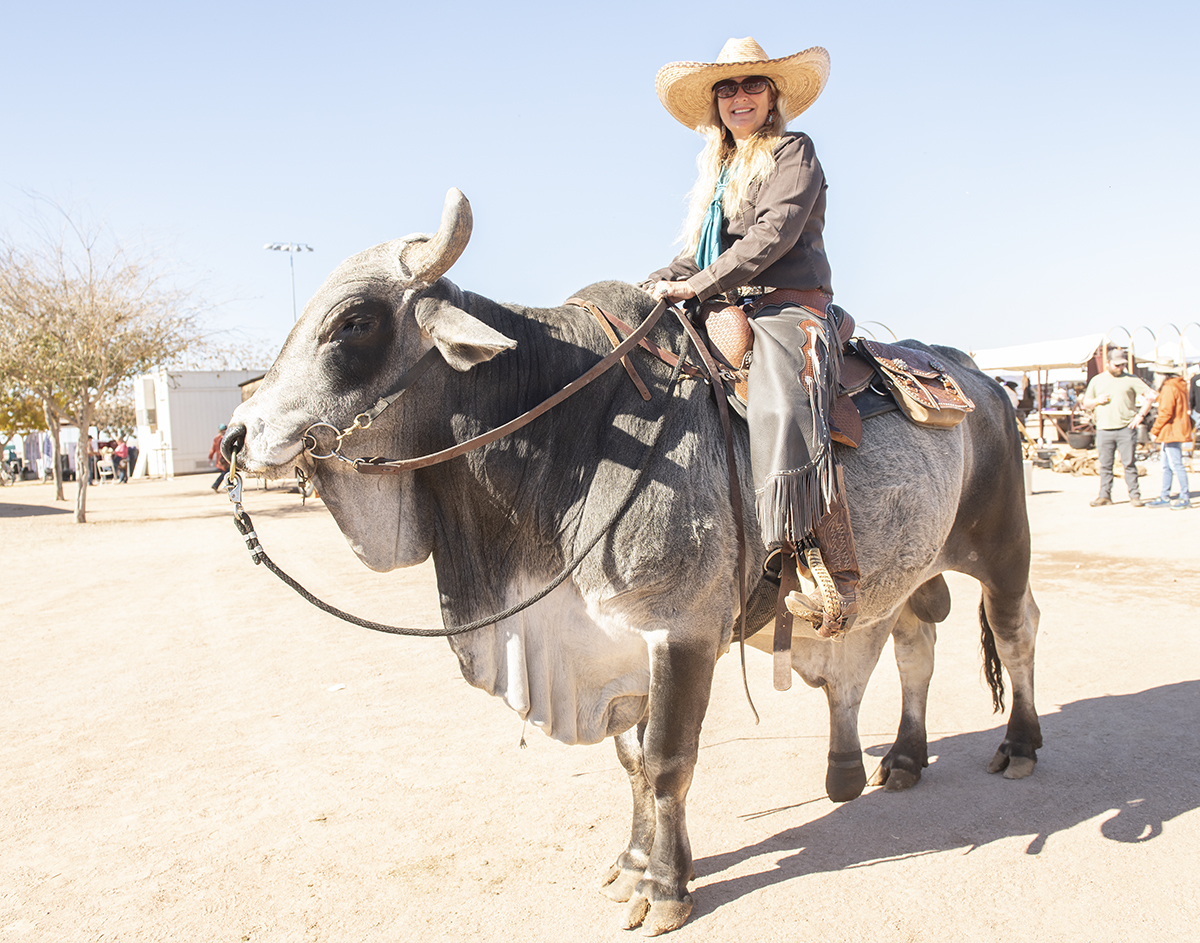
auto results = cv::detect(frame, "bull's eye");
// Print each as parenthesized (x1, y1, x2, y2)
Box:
(332, 302, 390, 343)
(338, 314, 374, 338)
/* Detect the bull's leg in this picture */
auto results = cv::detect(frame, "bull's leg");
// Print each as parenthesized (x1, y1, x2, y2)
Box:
(792, 616, 896, 802)
(600, 720, 653, 903)
(981, 585, 1042, 779)
(621, 636, 717, 936)
(953, 412, 1042, 779)
(869, 601, 936, 791)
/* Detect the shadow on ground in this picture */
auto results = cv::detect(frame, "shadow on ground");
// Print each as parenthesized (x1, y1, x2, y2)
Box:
(693, 681, 1199, 916)
(0, 502, 73, 518)
(88, 496, 321, 526)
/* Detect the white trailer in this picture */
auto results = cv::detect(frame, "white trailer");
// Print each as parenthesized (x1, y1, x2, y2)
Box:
(134, 369, 265, 478)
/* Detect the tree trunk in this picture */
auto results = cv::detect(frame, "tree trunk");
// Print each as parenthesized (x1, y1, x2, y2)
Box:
(0, 433, 11, 486)
(43, 400, 65, 501)
(73, 399, 93, 523)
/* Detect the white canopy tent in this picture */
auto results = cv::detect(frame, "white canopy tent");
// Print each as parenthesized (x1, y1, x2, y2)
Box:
(972, 332, 1198, 378)
(969, 334, 1107, 444)
(970, 334, 1106, 372)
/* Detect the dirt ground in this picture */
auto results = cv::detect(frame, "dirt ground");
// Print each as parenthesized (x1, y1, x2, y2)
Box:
(1, 462, 1197, 943)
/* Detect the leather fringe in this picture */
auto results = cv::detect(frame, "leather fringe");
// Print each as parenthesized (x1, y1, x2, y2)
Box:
(756, 446, 835, 549)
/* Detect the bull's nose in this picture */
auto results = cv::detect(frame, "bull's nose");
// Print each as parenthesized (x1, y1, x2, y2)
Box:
(221, 423, 247, 464)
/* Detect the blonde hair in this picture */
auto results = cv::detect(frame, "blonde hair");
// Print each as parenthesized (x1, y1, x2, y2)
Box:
(680, 87, 788, 256)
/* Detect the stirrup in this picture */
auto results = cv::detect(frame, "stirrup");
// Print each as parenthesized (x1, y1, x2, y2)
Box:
(783, 544, 854, 639)
(784, 588, 823, 624)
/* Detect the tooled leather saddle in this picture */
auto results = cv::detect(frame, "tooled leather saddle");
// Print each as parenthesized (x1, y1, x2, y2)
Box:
(700, 301, 975, 445)
(570, 294, 975, 445)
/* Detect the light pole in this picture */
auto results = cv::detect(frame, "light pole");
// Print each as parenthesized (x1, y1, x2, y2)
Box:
(263, 242, 314, 321)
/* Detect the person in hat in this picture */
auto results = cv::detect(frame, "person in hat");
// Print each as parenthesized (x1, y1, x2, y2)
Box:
(209, 423, 230, 492)
(1138, 361, 1193, 508)
(1081, 348, 1155, 507)
(641, 37, 856, 638)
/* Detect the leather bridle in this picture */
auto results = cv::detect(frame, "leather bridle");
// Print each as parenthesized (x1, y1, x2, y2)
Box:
(299, 298, 676, 474)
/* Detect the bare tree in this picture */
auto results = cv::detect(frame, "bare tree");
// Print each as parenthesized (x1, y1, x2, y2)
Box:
(0, 204, 206, 521)
(0, 250, 71, 498)
(177, 333, 277, 373)
(93, 384, 137, 439)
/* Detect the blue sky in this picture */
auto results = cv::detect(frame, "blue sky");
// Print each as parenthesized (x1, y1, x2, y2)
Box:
(3, 0, 1198, 357)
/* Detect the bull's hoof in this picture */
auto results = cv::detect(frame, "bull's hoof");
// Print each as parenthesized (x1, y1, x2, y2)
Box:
(987, 748, 1037, 778)
(826, 753, 866, 803)
(622, 896, 650, 930)
(869, 762, 921, 791)
(884, 768, 920, 791)
(622, 895, 693, 936)
(868, 751, 926, 791)
(1002, 756, 1036, 780)
(601, 865, 642, 902)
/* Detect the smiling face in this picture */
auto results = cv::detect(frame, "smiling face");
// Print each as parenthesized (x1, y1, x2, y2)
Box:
(715, 75, 775, 144)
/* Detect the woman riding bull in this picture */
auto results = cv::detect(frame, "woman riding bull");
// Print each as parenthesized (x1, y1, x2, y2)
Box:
(643, 37, 858, 638)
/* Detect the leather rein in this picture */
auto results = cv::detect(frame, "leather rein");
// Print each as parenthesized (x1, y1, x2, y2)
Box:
(226, 295, 758, 719)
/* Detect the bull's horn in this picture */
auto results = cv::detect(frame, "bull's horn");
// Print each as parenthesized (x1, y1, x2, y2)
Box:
(399, 188, 473, 284)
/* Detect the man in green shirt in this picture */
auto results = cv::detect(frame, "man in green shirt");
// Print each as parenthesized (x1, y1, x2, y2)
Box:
(1081, 348, 1154, 507)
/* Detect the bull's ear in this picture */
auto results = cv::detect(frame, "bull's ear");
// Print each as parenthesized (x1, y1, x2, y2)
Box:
(415, 298, 517, 372)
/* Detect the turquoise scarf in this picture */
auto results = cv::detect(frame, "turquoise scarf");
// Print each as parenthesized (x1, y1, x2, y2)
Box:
(694, 165, 730, 270)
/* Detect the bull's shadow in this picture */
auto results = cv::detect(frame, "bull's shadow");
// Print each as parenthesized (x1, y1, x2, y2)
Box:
(692, 681, 1200, 915)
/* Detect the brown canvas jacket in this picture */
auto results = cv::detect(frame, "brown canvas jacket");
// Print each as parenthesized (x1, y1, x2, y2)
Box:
(646, 131, 833, 302)
(1150, 377, 1195, 443)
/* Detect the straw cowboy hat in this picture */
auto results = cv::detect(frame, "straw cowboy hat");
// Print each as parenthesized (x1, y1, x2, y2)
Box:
(1151, 360, 1184, 375)
(655, 37, 830, 131)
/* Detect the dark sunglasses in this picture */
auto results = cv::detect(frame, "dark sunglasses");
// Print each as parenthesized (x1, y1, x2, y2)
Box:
(713, 76, 772, 99)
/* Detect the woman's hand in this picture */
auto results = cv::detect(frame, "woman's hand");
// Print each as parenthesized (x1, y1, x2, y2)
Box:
(649, 280, 696, 303)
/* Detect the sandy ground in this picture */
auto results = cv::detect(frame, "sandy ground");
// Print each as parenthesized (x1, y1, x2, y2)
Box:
(1, 461, 1198, 943)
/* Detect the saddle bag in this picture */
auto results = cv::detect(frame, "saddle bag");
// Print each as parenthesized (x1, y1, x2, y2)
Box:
(853, 339, 975, 428)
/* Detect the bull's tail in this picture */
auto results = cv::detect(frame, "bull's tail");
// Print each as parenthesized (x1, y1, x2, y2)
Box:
(978, 596, 1006, 713)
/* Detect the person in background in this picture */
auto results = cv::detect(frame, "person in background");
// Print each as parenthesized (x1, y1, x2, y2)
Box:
(1139, 362, 1193, 509)
(996, 377, 1020, 409)
(113, 437, 129, 483)
(1014, 375, 1034, 427)
(1081, 348, 1154, 507)
(209, 424, 230, 492)
(87, 436, 100, 483)
(125, 437, 139, 481)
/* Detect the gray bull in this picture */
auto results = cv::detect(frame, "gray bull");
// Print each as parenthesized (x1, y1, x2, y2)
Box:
(223, 189, 1040, 935)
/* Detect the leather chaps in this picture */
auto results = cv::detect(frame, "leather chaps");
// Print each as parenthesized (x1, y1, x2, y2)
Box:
(746, 300, 860, 640)
(747, 302, 841, 551)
